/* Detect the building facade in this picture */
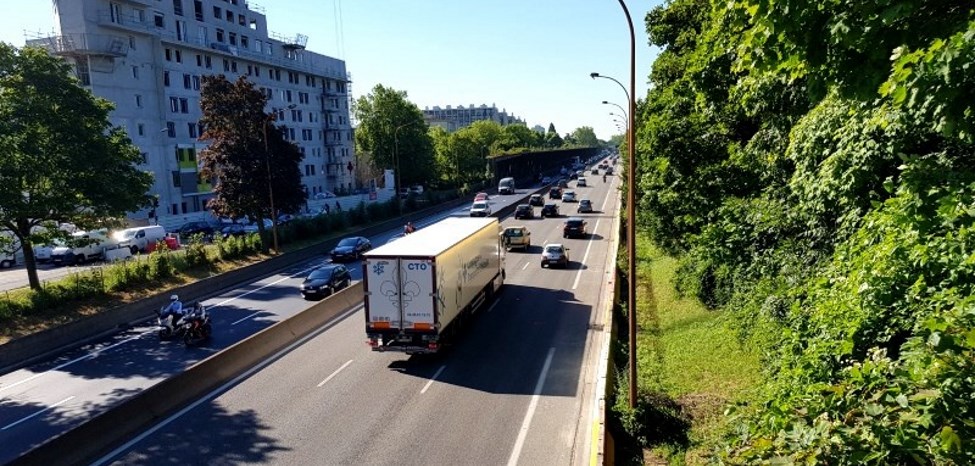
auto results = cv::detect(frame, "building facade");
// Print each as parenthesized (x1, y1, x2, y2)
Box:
(422, 104, 524, 132)
(28, 0, 355, 227)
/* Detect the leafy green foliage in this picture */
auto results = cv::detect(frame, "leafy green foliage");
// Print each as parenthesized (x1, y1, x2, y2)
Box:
(627, 0, 975, 462)
(353, 84, 434, 188)
(0, 44, 153, 289)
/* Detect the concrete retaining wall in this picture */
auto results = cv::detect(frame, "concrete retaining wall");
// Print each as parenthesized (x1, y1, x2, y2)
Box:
(11, 282, 364, 466)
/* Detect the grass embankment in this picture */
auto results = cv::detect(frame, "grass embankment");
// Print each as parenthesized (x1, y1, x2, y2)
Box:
(619, 233, 760, 464)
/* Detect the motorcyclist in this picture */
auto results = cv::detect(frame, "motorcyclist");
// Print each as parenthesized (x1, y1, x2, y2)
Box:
(160, 294, 185, 328)
(603, 173, 607, 183)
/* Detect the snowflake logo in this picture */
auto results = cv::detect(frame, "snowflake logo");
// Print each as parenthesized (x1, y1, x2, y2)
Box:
(372, 262, 385, 275)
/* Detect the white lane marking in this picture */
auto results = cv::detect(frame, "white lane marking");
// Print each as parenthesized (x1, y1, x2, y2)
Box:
(231, 312, 262, 326)
(420, 365, 446, 394)
(226, 264, 325, 326)
(91, 304, 362, 466)
(572, 220, 601, 290)
(2, 396, 75, 430)
(521, 262, 529, 270)
(0, 329, 155, 394)
(506, 347, 556, 466)
(600, 185, 612, 212)
(486, 301, 500, 314)
(317, 360, 354, 387)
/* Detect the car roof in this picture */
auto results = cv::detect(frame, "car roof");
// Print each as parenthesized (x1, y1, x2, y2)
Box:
(312, 263, 344, 273)
(516, 204, 531, 208)
(566, 217, 585, 222)
(544, 243, 565, 249)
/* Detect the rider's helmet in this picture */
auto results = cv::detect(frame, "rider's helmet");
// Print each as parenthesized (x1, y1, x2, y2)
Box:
(170, 294, 179, 301)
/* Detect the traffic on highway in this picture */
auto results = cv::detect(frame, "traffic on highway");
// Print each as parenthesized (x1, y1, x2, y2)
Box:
(0, 158, 620, 465)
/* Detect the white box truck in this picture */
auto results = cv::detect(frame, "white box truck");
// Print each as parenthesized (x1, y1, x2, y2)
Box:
(363, 217, 505, 354)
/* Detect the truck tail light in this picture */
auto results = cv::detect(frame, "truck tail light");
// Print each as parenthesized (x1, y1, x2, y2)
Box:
(427, 342, 439, 351)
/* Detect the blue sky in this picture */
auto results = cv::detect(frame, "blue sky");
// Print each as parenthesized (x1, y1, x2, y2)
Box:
(1, 1, 659, 140)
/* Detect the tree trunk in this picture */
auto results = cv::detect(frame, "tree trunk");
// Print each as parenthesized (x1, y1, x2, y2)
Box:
(255, 220, 269, 254)
(15, 217, 41, 290)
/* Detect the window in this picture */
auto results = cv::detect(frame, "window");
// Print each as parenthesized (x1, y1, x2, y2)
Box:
(229, 32, 236, 46)
(176, 20, 186, 41)
(226, 10, 233, 22)
(230, 61, 237, 73)
(286, 90, 292, 102)
(204, 55, 212, 69)
(135, 94, 143, 108)
(169, 97, 179, 113)
(183, 73, 191, 89)
(165, 48, 172, 61)
(253, 65, 260, 78)
(175, 50, 182, 63)
(163, 71, 170, 87)
(238, 13, 245, 26)
(198, 25, 208, 45)
(187, 122, 197, 138)
(241, 35, 249, 49)
(179, 98, 189, 113)
(194, 0, 203, 21)
(213, 6, 221, 18)
(129, 36, 136, 50)
(172, 173, 181, 188)
(154, 12, 165, 28)
(166, 121, 176, 138)
(250, 19, 257, 30)
(222, 59, 229, 72)
(196, 54, 202, 67)
(137, 123, 145, 136)
(172, 0, 183, 16)
(215, 28, 224, 43)
(192, 75, 200, 90)
(131, 65, 139, 79)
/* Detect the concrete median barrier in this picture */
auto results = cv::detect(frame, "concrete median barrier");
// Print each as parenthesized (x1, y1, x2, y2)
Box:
(11, 282, 364, 466)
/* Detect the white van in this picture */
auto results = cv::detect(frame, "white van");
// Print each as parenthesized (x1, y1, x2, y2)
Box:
(498, 177, 515, 195)
(0, 251, 15, 269)
(113, 225, 167, 254)
(50, 230, 111, 265)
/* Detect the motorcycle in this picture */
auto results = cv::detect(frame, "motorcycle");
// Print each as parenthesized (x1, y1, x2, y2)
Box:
(156, 306, 188, 341)
(180, 304, 213, 347)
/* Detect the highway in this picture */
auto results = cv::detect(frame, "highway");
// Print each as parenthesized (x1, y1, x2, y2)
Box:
(0, 158, 616, 464)
(98, 168, 620, 465)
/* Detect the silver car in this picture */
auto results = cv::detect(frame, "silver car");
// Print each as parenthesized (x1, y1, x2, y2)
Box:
(561, 190, 577, 202)
(540, 243, 570, 268)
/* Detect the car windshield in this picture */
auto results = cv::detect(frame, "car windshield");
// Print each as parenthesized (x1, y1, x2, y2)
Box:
(545, 246, 563, 254)
(567, 220, 583, 227)
(308, 269, 334, 280)
(338, 238, 358, 247)
(472, 202, 487, 209)
(506, 229, 523, 237)
(119, 230, 136, 239)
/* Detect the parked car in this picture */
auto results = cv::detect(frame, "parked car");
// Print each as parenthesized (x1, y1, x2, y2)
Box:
(220, 224, 248, 238)
(313, 191, 337, 200)
(563, 217, 588, 239)
(300, 264, 352, 299)
(529, 194, 544, 206)
(51, 230, 113, 265)
(501, 226, 531, 251)
(330, 236, 371, 262)
(514, 204, 535, 220)
(577, 199, 594, 213)
(33, 244, 53, 263)
(470, 201, 492, 217)
(176, 221, 220, 240)
(549, 187, 563, 199)
(0, 251, 15, 269)
(541, 203, 560, 218)
(540, 243, 570, 268)
(562, 190, 578, 202)
(243, 218, 274, 234)
(576, 177, 587, 187)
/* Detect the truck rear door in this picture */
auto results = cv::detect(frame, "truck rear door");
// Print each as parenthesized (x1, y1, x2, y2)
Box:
(364, 257, 435, 331)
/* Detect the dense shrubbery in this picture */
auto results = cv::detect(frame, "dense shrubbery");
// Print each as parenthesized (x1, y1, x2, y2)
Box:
(625, 0, 975, 462)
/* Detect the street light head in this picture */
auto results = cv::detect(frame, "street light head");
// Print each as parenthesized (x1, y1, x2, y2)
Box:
(601, 100, 609, 104)
(590, 72, 600, 79)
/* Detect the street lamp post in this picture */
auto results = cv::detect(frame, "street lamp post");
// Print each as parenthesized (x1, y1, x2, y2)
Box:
(262, 119, 279, 253)
(592, 0, 637, 409)
(393, 121, 413, 216)
(602, 100, 628, 122)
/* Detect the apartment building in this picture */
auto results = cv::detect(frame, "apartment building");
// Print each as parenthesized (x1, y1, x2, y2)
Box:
(27, 0, 355, 226)
(422, 104, 525, 132)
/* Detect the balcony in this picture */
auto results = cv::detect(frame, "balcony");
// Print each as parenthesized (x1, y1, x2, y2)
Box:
(97, 10, 154, 34)
(27, 33, 128, 58)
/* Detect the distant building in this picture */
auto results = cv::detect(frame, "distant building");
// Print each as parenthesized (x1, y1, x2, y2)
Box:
(531, 124, 546, 134)
(422, 104, 525, 132)
(27, 0, 355, 227)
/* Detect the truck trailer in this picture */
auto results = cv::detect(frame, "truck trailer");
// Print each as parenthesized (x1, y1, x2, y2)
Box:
(363, 217, 505, 354)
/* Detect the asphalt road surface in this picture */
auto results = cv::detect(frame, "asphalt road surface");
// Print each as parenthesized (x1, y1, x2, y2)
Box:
(98, 168, 620, 465)
(0, 184, 543, 464)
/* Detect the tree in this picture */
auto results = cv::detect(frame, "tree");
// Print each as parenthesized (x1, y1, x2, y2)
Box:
(544, 123, 564, 148)
(353, 84, 434, 189)
(198, 75, 305, 251)
(0, 44, 152, 290)
(570, 126, 599, 147)
(495, 124, 540, 152)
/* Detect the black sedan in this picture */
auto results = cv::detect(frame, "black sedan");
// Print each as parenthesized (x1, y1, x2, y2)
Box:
(514, 204, 535, 219)
(541, 203, 560, 218)
(177, 221, 220, 240)
(330, 236, 371, 262)
(300, 264, 351, 299)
